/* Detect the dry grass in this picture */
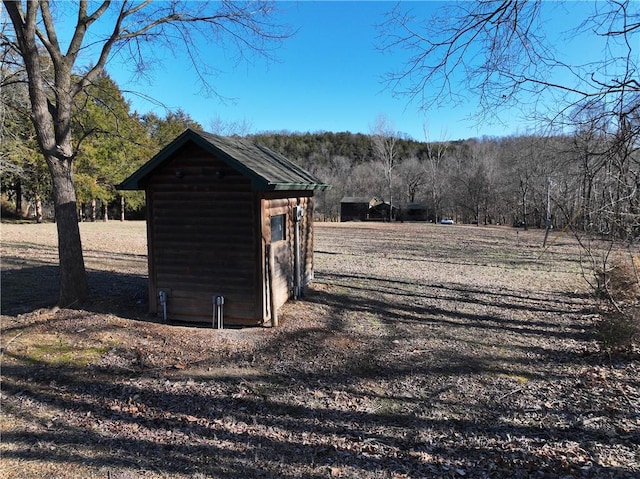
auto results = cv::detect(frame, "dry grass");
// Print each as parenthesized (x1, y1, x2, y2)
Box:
(1, 221, 638, 478)
(595, 252, 640, 350)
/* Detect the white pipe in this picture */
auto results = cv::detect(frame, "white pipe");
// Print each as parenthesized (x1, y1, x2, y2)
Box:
(218, 296, 224, 329)
(158, 290, 167, 322)
(213, 295, 224, 329)
(212, 296, 217, 328)
(293, 206, 304, 299)
(267, 244, 278, 327)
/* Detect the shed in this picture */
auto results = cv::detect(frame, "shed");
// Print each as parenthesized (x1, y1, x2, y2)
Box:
(118, 128, 330, 326)
(368, 200, 398, 221)
(340, 197, 373, 222)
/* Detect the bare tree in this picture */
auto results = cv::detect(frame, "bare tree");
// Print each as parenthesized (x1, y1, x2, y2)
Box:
(379, 0, 639, 234)
(422, 126, 449, 222)
(209, 114, 254, 137)
(1, 0, 290, 307)
(449, 141, 489, 224)
(379, 1, 639, 118)
(370, 114, 401, 221)
(306, 155, 354, 221)
(397, 156, 426, 204)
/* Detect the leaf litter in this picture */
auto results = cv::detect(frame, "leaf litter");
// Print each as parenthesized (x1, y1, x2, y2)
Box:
(1, 221, 638, 478)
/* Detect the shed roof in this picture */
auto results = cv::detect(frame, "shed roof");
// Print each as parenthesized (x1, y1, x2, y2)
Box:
(341, 197, 373, 204)
(118, 128, 331, 191)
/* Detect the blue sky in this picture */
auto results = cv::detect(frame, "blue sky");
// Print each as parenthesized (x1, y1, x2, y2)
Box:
(92, 1, 614, 141)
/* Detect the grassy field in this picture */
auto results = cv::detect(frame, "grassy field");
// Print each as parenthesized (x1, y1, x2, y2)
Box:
(1, 221, 638, 478)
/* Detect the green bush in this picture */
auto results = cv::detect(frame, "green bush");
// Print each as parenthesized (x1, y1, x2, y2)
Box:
(1, 195, 18, 219)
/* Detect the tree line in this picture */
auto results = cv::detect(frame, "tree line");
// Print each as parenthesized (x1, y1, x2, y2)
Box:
(251, 127, 638, 242)
(3, 66, 638, 244)
(1, 69, 201, 222)
(2, 0, 636, 310)
(2, 0, 289, 306)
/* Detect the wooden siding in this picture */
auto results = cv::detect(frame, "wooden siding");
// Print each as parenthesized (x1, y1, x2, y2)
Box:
(147, 144, 261, 325)
(341, 201, 369, 222)
(260, 193, 314, 322)
(301, 198, 315, 285)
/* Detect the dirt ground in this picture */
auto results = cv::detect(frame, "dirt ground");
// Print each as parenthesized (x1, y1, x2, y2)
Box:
(1, 221, 638, 478)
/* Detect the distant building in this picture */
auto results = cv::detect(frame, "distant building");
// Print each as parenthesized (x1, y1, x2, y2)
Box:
(368, 200, 398, 221)
(340, 197, 372, 222)
(340, 197, 400, 222)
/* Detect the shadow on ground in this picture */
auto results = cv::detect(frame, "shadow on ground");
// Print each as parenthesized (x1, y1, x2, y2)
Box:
(1, 264, 148, 320)
(2, 225, 638, 478)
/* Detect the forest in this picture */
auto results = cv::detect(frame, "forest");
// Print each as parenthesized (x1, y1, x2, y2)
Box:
(1, 70, 201, 223)
(2, 69, 638, 243)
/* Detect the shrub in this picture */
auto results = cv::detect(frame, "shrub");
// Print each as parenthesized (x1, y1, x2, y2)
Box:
(598, 310, 639, 351)
(595, 253, 640, 351)
(1, 195, 19, 219)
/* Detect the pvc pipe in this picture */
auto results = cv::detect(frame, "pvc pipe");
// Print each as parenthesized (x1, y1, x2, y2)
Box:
(158, 290, 167, 322)
(293, 206, 304, 299)
(268, 244, 278, 327)
(213, 295, 225, 329)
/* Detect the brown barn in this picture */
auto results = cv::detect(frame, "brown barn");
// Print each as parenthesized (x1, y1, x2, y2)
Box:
(340, 197, 373, 222)
(118, 129, 330, 326)
(368, 200, 398, 221)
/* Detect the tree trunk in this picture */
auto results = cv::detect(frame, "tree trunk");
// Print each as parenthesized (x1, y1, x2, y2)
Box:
(120, 195, 125, 222)
(50, 158, 88, 307)
(521, 189, 528, 231)
(90, 199, 97, 222)
(35, 194, 43, 223)
(102, 201, 109, 222)
(15, 178, 23, 218)
(5, 0, 91, 309)
(388, 175, 393, 222)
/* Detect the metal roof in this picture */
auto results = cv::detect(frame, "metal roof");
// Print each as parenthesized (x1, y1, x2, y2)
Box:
(118, 128, 331, 192)
(340, 196, 373, 204)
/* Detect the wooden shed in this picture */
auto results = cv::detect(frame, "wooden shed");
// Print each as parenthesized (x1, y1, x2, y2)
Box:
(118, 129, 330, 326)
(368, 200, 398, 221)
(340, 197, 373, 222)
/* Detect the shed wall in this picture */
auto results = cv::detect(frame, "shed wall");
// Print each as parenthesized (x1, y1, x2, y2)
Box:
(261, 194, 314, 321)
(146, 144, 261, 325)
(341, 202, 369, 221)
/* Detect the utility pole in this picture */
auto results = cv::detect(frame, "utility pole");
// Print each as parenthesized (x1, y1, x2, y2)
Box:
(543, 177, 552, 247)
